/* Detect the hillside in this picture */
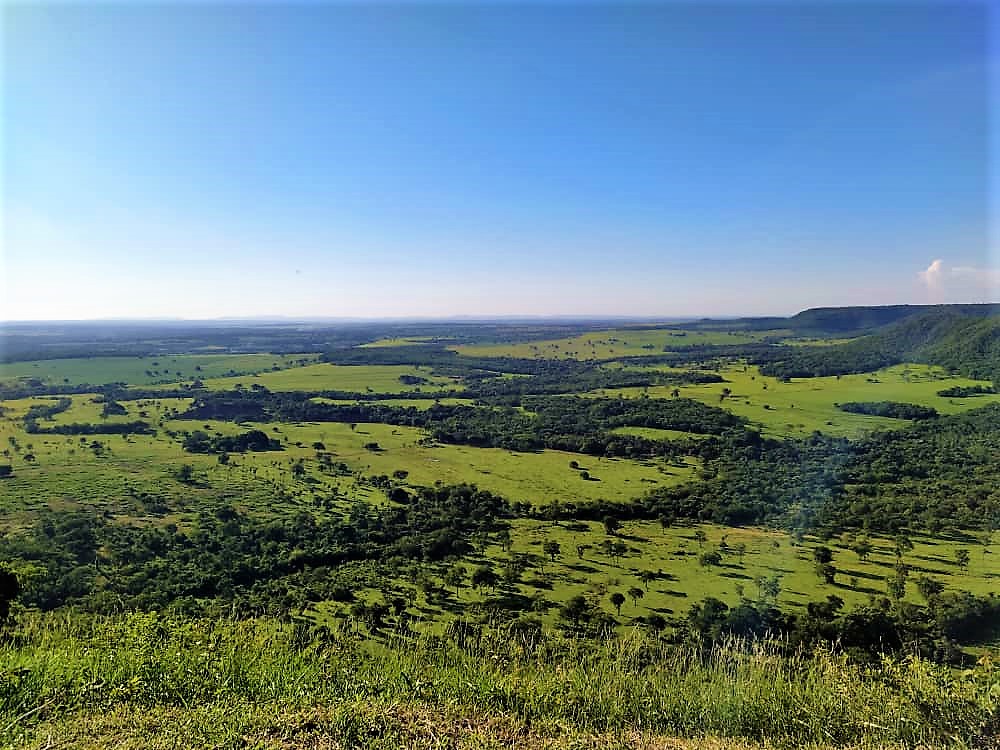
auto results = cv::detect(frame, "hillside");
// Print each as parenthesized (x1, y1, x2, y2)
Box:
(757, 309, 1000, 382)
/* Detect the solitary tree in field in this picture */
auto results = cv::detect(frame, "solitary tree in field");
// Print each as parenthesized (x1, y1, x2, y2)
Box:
(640, 570, 656, 591)
(560, 595, 591, 629)
(543, 540, 561, 563)
(610, 591, 625, 615)
(471, 565, 498, 592)
(496, 528, 512, 552)
(610, 541, 628, 565)
(699, 550, 722, 568)
(693, 529, 707, 549)
(812, 546, 834, 565)
(955, 548, 971, 571)
(853, 539, 873, 562)
(627, 586, 644, 608)
(444, 565, 466, 593)
(815, 563, 836, 584)
(603, 516, 621, 536)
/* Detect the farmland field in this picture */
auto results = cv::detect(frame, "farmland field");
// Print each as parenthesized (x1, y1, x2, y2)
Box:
(196, 363, 465, 393)
(588, 363, 1000, 437)
(321, 519, 999, 630)
(0, 354, 313, 387)
(450, 327, 772, 360)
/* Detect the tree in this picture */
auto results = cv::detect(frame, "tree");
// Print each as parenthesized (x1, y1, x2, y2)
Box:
(610, 591, 625, 615)
(693, 529, 707, 548)
(543, 540, 561, 563)
(471, 565, 498, 592)
(812, 546, 833, 565)
(579, 470, 590, 481)
(893, 534, 914, 559)
(734, 543, 747, 563)
(610, 541, 628, 565)
(955, 548, 971, 571)
(444, 565, 466, 593)
(756, 575, 781, 601)
(560, 595, 591, 628)
(853, 539, 873, 562)
(645, 613, 667, 633)
(915, 575, 944, 604)
(177, 464, 195, 483)
(699, 550, 722, 568)
(627, 586, 644, 608)
(640, 570, 657, 591)
(602, 516, 621, 536)
(815, 563, 836, 584)
(496, 528, 512, 552)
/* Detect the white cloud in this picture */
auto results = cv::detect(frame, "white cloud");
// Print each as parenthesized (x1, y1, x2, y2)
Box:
(917, 258, 1000, 302)
(918, 258, 946, 289)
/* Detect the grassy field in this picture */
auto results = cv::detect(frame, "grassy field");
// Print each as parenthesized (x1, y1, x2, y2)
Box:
(0, 398, 696, 531)
(204, 420, 698, 507)
(611, 426, 710, 441)
(359, 336, 451, 347)
(0, 354, 313, 387)
(317, 518, 999, 635)
(450, 328, 771, 360)
(8, 613, 992, 750)
(196, 363, 464, 393)
(311, 396, 476, 409)
(588, 363, 1000, 438)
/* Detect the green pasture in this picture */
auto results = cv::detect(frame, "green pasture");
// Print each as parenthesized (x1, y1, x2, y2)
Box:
(197, 363, 464, 394)
(450, 328, 771, 360)
(310, 397, 476, 410)
(191, 421, 697, 507)
(317, 517, 999, 633)
(588, 363, 1000, 438)
(358, 336, 448, 347)
(0, 397, 696, 530)
(0, 354, 313, 387)
(610, 426, 710, 441)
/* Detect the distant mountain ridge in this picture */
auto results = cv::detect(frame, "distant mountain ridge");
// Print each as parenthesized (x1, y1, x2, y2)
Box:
(683, 303, 1000, 335)
(755, 306, 1000, 383)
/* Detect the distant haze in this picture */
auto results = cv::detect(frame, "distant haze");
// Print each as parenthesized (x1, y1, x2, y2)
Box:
(2, 2, 996, 321)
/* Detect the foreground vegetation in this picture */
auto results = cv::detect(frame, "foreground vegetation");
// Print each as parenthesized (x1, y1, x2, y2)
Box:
(2, 612, 997, 749)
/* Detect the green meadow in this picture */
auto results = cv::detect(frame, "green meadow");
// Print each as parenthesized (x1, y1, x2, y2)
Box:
(314, 517, 999, 633)
(0, 354, 312, 387)
(188, 420, 698, 507)
(0, 398, 696, 530)
(310, 396, 475, 409)
(589, 363, 1000, 438)
(450, 327, 770, 360)
(197, 363, 464, 393)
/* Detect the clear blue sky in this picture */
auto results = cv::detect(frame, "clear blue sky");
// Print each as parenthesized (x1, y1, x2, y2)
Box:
(2, 1, 995, 320)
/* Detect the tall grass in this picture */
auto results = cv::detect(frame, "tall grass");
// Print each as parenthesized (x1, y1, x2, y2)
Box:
(1, 612, 996, 748)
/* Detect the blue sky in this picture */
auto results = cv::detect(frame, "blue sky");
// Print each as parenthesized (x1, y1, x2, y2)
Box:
(2, 1, 995, 320)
